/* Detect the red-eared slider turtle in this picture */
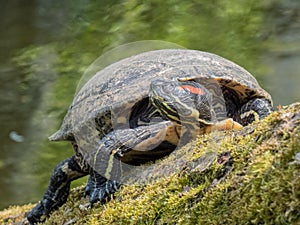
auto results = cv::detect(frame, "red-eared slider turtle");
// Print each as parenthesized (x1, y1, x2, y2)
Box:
(27, 49, 273, 224)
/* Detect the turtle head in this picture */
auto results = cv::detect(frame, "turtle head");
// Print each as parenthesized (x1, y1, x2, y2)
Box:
(149, 79, 214, 126)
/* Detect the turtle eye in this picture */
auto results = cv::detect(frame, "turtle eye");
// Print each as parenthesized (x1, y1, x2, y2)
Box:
(162, 83, 176, 93)
(180, 85, 205, 95)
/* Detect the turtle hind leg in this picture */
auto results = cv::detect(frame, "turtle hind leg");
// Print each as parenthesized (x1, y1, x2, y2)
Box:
(85, 171, 120, 205)
(235, 98, 273, 126)
(27, 156, 89, 224)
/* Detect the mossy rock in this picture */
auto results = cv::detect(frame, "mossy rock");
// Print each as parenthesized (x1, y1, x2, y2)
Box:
(1, 103, 300, 225)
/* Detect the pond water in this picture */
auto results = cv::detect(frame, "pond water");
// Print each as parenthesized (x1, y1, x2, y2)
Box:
(0, 0, 299, 209)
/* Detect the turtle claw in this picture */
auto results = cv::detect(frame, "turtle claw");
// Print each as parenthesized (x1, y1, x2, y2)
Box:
(27, 198, 55, 224)
(27, 203, 44, 224)
(89, 180, 120, 205)
(85, 171, 120, 205)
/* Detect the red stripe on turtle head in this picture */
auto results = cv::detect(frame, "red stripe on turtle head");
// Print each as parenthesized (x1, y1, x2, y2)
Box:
(180, 85, 205, 95)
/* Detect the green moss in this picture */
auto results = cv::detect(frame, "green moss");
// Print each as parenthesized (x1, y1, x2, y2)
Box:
(0, 204, 34, 224)
(1, 103, 299, 225)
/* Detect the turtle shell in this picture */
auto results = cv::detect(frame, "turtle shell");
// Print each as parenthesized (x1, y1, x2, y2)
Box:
(49, 49, 272, 145)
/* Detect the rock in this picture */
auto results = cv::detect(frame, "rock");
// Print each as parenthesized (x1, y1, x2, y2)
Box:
(1, 103, 300, 225)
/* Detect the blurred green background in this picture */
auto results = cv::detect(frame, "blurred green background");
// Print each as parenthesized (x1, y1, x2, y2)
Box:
(0, 0, 299, 209)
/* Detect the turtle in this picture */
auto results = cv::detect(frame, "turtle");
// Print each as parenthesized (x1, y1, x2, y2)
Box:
(27, 49, 273, 224)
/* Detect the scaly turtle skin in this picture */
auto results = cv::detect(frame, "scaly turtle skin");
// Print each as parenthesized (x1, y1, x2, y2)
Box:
(27, 49, 273, 224)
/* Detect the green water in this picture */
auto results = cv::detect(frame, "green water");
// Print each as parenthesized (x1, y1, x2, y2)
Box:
(0, 0, 299, 209)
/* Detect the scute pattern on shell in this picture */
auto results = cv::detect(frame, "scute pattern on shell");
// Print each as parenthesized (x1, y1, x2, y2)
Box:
(50, 49, 271, 143)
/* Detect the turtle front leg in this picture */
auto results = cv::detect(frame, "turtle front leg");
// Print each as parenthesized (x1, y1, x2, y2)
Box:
(85, 171, 120, 205)
(27, 156, 89, 224)
(235, 98, 273, 126)
(85, 121, 179, 204)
